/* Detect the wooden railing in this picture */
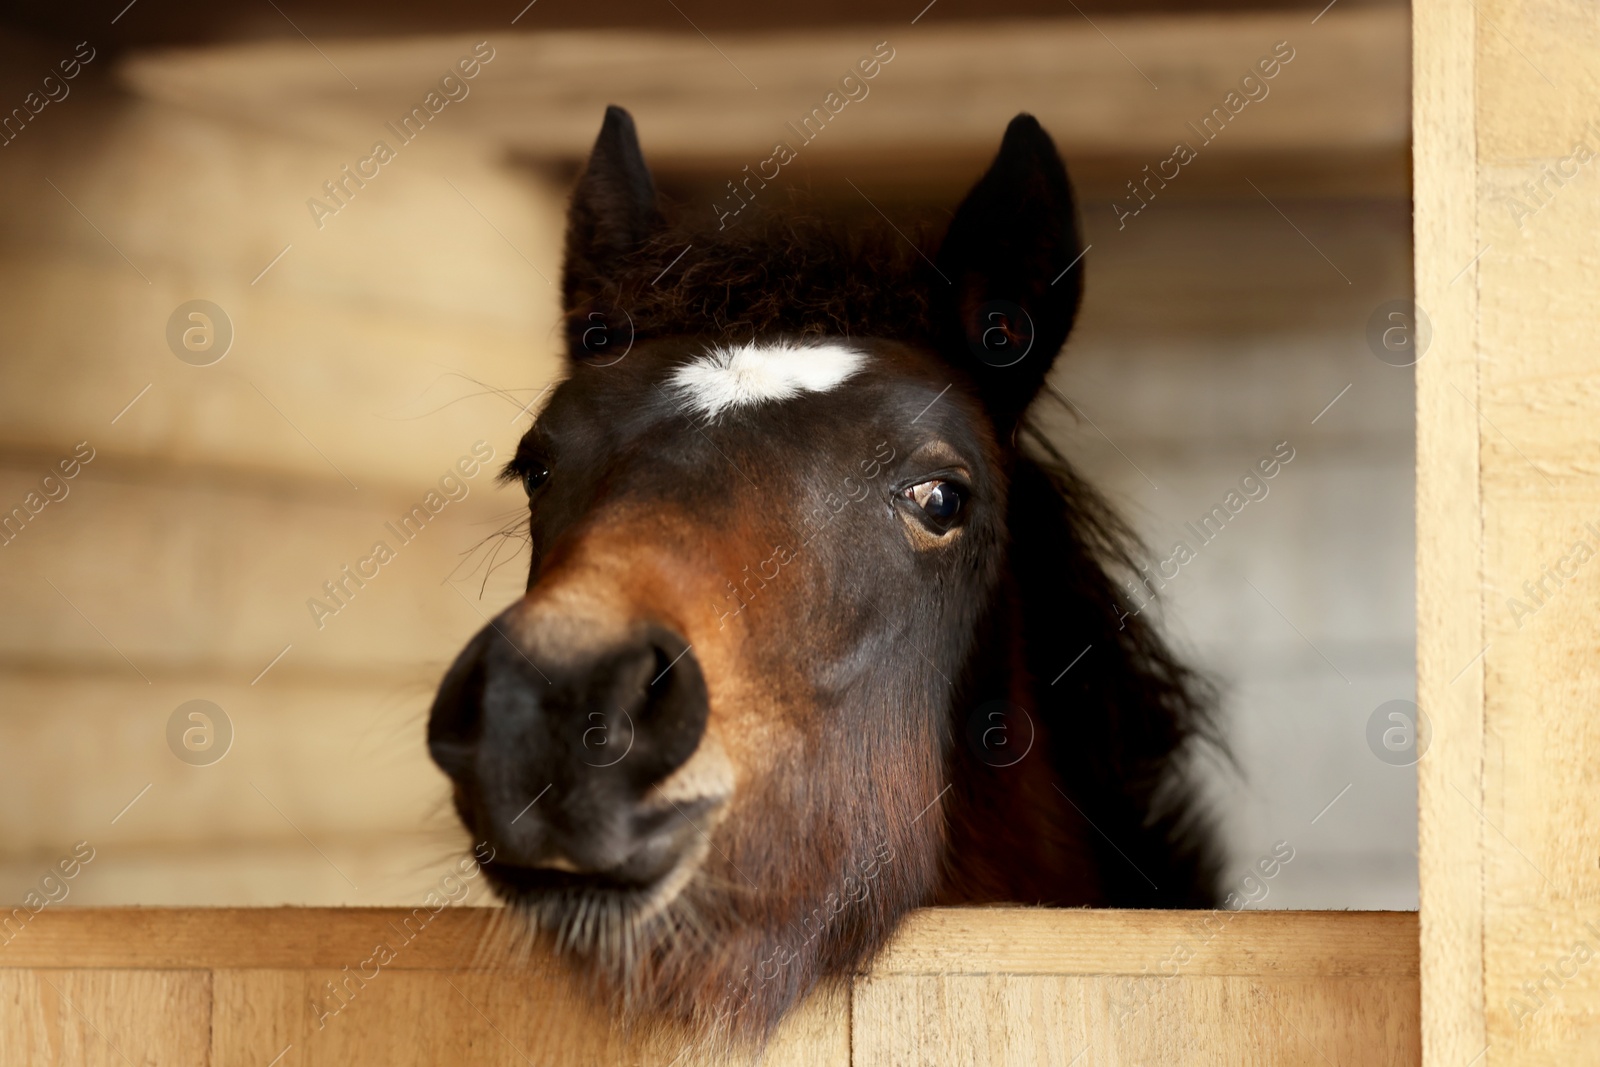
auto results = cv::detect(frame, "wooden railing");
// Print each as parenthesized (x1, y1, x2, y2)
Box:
(0, 907, 1418, 1065)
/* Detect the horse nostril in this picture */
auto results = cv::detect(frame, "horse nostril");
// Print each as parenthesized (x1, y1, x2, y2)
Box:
(631, 630, 709, 782)
(568, 626, 709, 792)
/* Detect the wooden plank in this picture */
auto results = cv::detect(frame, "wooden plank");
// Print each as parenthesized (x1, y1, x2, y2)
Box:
(871, 908, 1418, 978)
(0, 969, 212, 1066)
(121, 11, 1409, 188)
(211, 970, 847, 1067)
(0, 256, 558, 493)
(1412, 0, 1487, 1063)
(15, 0, 1412, 52)
(1469, 1, 1600, 1061)
(853, 974, 1419, 1067)
(6, 906, 1414, 974)
(692, 145, 1414, 202)
(0, 468, 527, 677)
(0, 674, 455, 854)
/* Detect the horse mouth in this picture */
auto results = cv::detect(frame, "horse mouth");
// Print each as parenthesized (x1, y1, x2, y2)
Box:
(480, 802, 722, 936)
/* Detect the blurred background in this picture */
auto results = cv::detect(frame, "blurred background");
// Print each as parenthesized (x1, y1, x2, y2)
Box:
(0, 0, 1414, 908)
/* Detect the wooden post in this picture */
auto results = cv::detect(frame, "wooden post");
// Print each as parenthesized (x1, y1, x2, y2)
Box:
(1416, 0, 1600, 1061)
(1414, 0, 1486, 1062)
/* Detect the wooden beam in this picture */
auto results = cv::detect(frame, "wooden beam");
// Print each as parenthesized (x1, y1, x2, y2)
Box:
(119, 9, 1408, 193)
(871, 907, 1419, 978)
(3, 0, 1409, 52)
(2, 905, 1417, 974)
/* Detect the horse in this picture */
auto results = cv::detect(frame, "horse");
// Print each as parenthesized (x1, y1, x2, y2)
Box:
(427, 105, 1220, 1044)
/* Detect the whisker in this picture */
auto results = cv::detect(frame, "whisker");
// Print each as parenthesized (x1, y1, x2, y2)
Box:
(446, 511, 534, 596)
(386, 369, 548, 421)
(376, 387, 540, 422)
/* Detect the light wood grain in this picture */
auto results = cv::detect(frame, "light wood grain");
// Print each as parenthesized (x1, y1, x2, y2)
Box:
(0, 78, 547, 912)
(210, 969, 848, 1067)
(120, 11, 1409, 194)
(0, 906, 1415, 972)
(853, 975, 1419, 1067)
(871, 907, 1418, 978)
(0, 907, 1414, 1065)
(0, 673, 454, 851)
(0, 969, 212, 1066)
(1412, 0, 1486, 1064)
(1472, 0, 1600, 1056)
(0, 91, 563, 493)
(0, 467, 527, 678)
(1415, 0, 1600, 1062)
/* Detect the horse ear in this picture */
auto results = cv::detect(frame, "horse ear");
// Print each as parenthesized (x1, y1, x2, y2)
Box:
(932, 114, 1084, 425)
(563, 106, 661, 323)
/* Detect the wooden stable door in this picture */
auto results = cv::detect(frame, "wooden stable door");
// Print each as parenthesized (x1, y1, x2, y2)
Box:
(0, 908, 1416, 1065)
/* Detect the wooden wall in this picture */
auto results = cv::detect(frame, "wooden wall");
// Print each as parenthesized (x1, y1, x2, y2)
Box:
(0, 37, 558, 904)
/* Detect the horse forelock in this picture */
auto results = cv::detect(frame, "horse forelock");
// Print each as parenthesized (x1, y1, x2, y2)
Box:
(568, 200, 938, 347)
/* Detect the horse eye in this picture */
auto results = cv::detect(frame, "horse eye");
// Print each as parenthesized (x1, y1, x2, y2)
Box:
(905, 479, 965, 529)
(521, 464, 550, 496)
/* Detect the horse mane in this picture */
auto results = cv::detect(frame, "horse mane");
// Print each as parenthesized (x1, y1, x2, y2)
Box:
(1013, 411, 1223, 906)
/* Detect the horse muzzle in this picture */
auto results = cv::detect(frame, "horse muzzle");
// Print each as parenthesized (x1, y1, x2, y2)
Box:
(427, 612, 721, 909)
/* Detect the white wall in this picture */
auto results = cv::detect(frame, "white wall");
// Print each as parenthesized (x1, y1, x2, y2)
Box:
(1050, 196, 1417, 909)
